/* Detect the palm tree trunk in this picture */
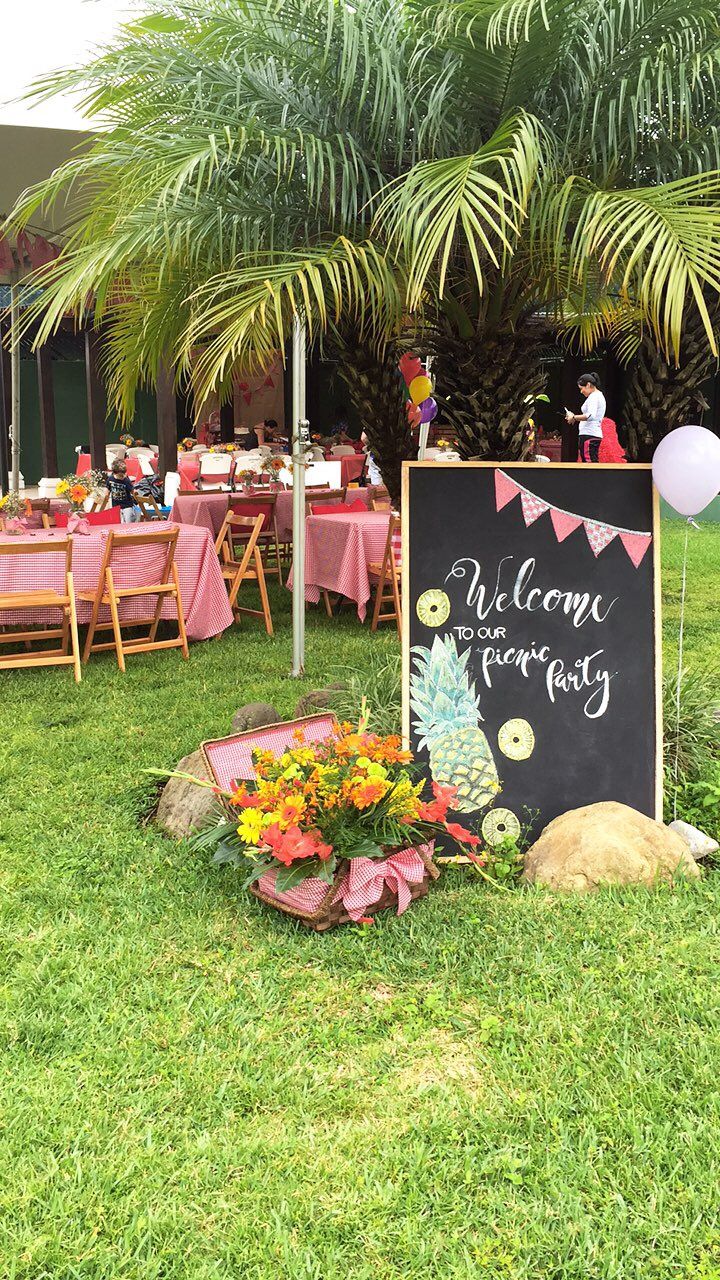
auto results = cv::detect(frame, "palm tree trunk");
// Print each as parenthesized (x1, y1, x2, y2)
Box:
(336, 339, 414, 506)
(624, 314, 716, 459)
(433, 329, 547, 458)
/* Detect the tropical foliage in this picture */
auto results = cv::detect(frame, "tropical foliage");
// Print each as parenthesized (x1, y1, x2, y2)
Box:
(7, 0, 720, 471)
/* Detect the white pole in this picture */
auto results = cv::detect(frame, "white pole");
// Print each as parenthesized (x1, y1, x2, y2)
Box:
(291, 314, 307, 677)
(10, 280, 20, 492)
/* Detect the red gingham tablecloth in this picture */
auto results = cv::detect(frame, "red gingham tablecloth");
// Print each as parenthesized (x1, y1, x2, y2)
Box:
(0, 523, 233, 641)
(171, 487, 375, 543)
(77, 453, 154, 482)
(287, 510, 391, 621)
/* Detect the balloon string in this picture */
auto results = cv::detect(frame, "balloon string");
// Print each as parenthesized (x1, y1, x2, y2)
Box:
(673, 520, 691, 819)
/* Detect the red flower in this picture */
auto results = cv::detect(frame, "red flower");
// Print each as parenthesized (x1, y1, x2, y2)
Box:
(264, 823, 333, 866)
(445, 821, 480, 848)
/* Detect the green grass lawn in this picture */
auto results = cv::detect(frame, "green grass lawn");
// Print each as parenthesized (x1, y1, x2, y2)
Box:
(1, 523, 719, 1280)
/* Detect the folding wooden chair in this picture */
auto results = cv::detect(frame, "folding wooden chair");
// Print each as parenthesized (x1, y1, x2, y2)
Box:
(304, 487, 347, 517)
(133, 491, 168, 521)
(0, 537, 81, 681)
(79, 527, 189, 671)
(369, 515, 402, 633)
(214, 512, 273, 635)
(370, 494, 392, 511)
(229, 493, 284, 585)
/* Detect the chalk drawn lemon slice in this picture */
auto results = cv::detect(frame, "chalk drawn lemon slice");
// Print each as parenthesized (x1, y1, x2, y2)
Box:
(416, 589, 450, 628)
(482, 808, 521, 846)
(498, 718, 535, 761)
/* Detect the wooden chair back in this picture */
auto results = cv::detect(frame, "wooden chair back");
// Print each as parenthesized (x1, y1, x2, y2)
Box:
(370, 515, 402, 634)
(80, 526, 188, 671)
(370, 494, 392, 511)
(304, 487, 348, 517)
(0, 536, 81, 680)
(215, 512, 273, 635)
(133, 490, 165, 521)
(90, 490, 110, 513)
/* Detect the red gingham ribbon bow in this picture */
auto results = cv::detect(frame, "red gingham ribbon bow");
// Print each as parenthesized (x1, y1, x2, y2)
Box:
(67, 513, 91, 535)
(338, 847, 428, 922)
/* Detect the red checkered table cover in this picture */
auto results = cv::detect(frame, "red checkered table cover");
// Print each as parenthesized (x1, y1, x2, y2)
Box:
(0, 523, 233, 641)
(171, 486, 377, 544)
(287, 510, 392, 621)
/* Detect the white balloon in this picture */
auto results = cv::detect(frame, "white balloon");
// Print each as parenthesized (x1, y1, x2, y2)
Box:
(652, 425, 720, 516)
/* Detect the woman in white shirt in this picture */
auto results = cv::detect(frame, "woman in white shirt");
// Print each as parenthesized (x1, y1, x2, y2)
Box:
(565, 373, 606, 463)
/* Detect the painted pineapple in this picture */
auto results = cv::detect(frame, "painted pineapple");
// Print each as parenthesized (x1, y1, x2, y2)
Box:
(410, 634, 500, 814)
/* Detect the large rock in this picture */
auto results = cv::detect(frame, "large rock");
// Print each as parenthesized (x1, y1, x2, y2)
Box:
(294, 684, 344, 719)
(524, 802, 701, 892)
(156, 749, 219, 840)
(231, 702, 279, 733)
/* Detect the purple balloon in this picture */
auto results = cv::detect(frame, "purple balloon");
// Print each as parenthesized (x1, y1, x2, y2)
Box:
(419, 396, 438, 424)
(652, 424, 720, 516)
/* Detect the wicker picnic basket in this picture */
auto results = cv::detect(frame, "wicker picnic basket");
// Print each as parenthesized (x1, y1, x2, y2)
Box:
(250, 843, 439, 931)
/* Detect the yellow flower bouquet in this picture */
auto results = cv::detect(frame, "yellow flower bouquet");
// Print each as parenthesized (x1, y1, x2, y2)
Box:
(190, 720, 482, 928)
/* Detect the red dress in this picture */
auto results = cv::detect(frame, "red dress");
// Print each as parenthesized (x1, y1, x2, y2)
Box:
(577, 418, 626, 463)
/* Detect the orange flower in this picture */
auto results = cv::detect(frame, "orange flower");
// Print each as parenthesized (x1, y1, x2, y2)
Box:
(70, 484, 88, 505)
(350, 778, 389, 810)
(278, 794, 306, 826)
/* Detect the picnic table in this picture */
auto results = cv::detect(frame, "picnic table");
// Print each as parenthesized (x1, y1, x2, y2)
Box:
(0, 523, 232, 641)
(287, 509, 391, 621)
(171, 486, 376, 543)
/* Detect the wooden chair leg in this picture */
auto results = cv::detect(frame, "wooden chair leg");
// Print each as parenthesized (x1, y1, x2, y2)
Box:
(370, 570, 386, 632)
(105, 569, 126, 673)
(83, 584, 103, 663)
(172, 563, 190, 659)
(67, 574, 82, 683)
(254, 550, 274, 637)
(392, 572, 402, 636)
(323, 589, 334, 618)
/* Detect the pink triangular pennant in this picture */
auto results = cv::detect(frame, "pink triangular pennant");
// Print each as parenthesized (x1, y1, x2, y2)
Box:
(619, 531, 652, 568)
(495, 470, 520, 512)
(242, 392, 252, 405)
(584, 519, 617, 557)
(520, 490, 549, 526)
(264, 375, 274, 388)
(550, 508, 583, 542)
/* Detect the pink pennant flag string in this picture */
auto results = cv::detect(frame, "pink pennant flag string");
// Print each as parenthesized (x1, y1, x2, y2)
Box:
(493, 470, 652, 568)
(495, 469, 520, 511)
(520, 490, 550, 526)
(619, 531, 652, 567)
(584, 520, 617, 557)
(549, 507, 583, 542)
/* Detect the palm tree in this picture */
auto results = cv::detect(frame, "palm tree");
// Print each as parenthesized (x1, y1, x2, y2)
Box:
(7, 0, 720, 495)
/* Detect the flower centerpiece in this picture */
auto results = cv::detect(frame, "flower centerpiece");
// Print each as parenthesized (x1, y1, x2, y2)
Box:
(119, 433, 134, 448)
(234, 458, 262, 490)
(0, 492, 33, 531)
(56, 471, 105, 512)
(258, 454, 286, 486)
(179, 437, 196, 452)
(211, 442, 236, 454)
(435, 438, 452, 453)
(196, 720, 481, 928)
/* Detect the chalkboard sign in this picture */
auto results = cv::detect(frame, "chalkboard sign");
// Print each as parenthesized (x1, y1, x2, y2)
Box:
(402, 463, 661, 846)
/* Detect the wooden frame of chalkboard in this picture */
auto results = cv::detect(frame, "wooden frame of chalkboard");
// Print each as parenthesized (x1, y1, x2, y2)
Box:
(402, 463, 662, 843)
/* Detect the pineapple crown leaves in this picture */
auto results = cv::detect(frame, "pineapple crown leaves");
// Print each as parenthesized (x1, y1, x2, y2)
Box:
(410, 633, 484, 751)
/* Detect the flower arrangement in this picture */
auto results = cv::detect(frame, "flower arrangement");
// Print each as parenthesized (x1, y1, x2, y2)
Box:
(211, 442, 237, 454)
(0, 492, 32, 522)
(259, 454, 286, 480)
(119, 433, 134, 448)
(179, 437, 196, 452)
(56, 471, 105, 512)
(435, 438, 451, 452)
(201, 721, 480, 897)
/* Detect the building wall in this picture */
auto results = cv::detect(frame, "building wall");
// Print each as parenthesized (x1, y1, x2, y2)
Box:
(19, 357, 158, 484)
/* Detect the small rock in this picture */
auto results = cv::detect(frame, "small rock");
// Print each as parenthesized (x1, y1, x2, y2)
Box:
(524, 801, 701, 892)
(294, 683, 345, 719)
(156, 749, 219, 840)
(668, 819, 719, 860)
(231, 702, 280, 733)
